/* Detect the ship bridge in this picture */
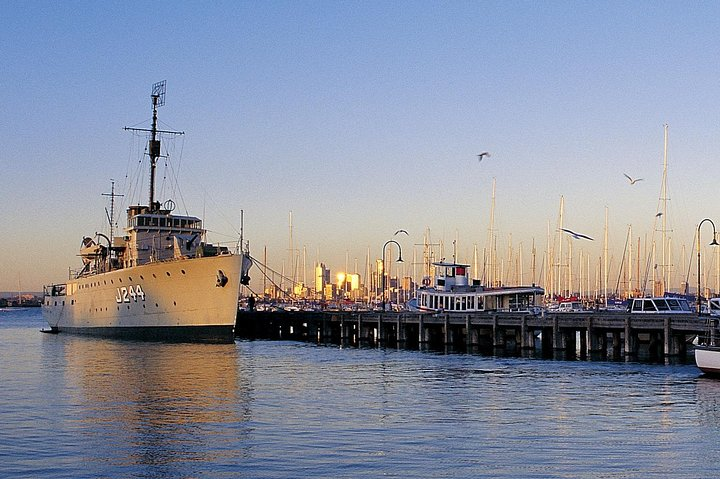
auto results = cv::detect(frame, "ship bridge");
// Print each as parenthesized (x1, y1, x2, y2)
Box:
(122, 205, 212, 267)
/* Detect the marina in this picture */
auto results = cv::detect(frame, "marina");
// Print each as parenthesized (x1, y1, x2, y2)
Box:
(8, 3, 720, 478)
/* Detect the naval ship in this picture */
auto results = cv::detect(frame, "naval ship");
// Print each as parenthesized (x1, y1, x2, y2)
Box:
(42, 82, 251, 342)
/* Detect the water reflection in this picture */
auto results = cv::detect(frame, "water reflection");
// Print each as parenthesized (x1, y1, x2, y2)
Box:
(695, 375, 720, 429)
(57, 336, 252, 477)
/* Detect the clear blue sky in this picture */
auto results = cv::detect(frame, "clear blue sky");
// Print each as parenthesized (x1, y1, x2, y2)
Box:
(3, 1, 720, 293)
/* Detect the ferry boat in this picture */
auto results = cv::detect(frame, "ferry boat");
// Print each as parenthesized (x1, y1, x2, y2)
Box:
(406, 261, 544, 313)
(42, 82, 251, 342)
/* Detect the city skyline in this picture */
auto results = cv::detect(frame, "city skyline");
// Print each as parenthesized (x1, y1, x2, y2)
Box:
(3, 2, 720, 294)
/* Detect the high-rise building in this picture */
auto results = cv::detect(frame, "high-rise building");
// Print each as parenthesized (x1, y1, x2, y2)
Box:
(315, 263, 330, 299)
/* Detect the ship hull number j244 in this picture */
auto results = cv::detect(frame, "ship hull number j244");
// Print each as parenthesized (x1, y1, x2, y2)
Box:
(116, 285, 146, 303)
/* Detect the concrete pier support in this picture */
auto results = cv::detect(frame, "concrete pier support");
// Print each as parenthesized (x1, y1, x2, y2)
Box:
(418, 316, 426, 344)
(465, 315, 471, 348)
(624, 317, 637, 356)
(492, 315, 504, 348)
(664, 317, 679, 356)
(520, 316, 534, 349)
(552, 316, 565, 350)
(588, 318, 604, 353)
(444, 314, 451, 345)
(397, 315, 406, 344)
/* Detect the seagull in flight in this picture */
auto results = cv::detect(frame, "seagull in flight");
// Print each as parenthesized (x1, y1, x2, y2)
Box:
(477, 152, 491, 162)
(655, 212, 663, 218)
(394, 229, 409, 236)
(560, 228, 594, 241)
(623, 173, 643, 185)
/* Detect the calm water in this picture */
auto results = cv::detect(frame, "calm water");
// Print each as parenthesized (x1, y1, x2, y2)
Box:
(3, 308, 720, 478)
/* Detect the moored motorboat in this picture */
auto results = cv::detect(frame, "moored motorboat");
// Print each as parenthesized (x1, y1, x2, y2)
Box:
(695, 344, 720, 375)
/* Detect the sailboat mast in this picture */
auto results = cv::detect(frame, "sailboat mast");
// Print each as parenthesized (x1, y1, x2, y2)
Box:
(603, 206, 609, 307)
(661, 124, 669, 293)
(486, 178, 497, 286)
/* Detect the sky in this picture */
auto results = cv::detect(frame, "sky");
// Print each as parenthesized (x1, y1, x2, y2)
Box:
(3, 1, 720, 295)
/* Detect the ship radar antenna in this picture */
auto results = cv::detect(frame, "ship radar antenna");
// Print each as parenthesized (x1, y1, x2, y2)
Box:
(124, 80, 184, 212)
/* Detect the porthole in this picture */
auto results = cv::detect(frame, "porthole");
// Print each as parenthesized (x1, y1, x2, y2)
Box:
(129, 277, 133, 281)
(181, 269, 186, 275)
(166, 272, 171, 276)
(140, 275, 144, 280)
(119, 278, 123, 283)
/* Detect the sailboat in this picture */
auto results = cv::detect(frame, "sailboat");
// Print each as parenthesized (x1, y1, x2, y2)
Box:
(42, 82, 252, 342)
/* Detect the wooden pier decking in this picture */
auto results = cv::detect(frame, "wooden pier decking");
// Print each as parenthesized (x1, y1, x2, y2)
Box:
(236, 310, 714, 358)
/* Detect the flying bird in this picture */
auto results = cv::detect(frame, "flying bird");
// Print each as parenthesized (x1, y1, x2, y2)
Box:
(477, 152, 491, 162)
(623, 173, 643, 185)
(560, 228, 594, 241)
(655, 212, 663, 218)
(394, 229, 409, 236)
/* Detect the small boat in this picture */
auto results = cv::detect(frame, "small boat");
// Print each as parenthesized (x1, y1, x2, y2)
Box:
(407, 261, 544, 314)
(695, 343, 720, 375)
(695, 299, 720, 375)
(42, 82, 252, 342)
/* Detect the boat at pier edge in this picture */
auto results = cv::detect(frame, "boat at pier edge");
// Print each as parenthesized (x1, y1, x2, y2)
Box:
(407, 262, 544, 313)
(42, 82, 252, 343)
(694, 298, 720, 375)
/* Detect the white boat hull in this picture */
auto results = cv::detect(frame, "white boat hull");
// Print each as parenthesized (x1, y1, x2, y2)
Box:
(695, 345, 720, 375)
(43, 254, 242, 343)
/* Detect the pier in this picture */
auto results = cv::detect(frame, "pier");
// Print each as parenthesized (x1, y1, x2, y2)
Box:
(236, 310, 711, 359)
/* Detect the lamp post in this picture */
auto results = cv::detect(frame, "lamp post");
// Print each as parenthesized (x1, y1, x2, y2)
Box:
(697, 218, 719, 313)
(382, 239, 404, 311)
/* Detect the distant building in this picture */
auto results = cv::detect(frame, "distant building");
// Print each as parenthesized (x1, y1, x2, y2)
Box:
(336, 272, 361, 300)
(315, 263, 330, 299)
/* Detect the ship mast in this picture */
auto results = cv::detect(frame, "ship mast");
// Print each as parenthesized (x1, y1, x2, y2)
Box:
(124, 80, 184, 212)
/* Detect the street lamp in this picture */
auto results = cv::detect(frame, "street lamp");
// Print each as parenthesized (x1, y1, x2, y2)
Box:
(697, 218, 719, 313)
(382, 239, 404, 311)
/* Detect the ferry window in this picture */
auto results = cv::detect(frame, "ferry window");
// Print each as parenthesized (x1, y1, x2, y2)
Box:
(656, 300, 670, 311)
(632, 300, 643, 312)
(680, 301, 691, 311)
(643, 300, 656, 312)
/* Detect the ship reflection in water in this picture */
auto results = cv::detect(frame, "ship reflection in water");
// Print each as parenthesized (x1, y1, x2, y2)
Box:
(56, 336, 252, 477)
